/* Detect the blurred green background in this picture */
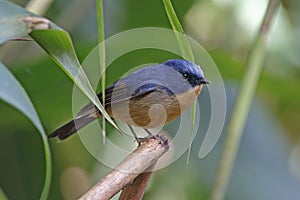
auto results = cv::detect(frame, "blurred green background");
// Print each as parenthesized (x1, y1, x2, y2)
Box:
(1, 0, 300, 199)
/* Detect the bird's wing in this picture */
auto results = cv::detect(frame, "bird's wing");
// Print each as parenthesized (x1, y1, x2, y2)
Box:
(130, 83, 160, 98)
(77, 82, 159, 117)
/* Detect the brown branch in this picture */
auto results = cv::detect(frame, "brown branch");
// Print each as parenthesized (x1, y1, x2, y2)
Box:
(119, 162, 157, 200)
(79, 135, 169, 200)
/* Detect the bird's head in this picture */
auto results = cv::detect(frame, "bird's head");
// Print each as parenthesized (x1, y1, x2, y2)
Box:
(163, 59, 210, 87)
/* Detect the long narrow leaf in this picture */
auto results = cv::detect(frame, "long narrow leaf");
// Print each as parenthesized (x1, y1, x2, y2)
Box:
(0, 187, 8, 200)
(96, 0, 107, 143)
(0, 61, 51, 200)
(0, 0, 119, 132)
(162, 0, 194, 61)
(162, 0, 196, 162)
(29, 30, 119, 132)
(0, 0, 119, 198)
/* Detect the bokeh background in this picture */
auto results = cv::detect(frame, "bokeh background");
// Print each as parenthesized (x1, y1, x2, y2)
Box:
(1, 0, 300, 199)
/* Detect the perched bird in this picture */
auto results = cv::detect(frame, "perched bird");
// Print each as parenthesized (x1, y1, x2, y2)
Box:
(48, 59, 209, 140)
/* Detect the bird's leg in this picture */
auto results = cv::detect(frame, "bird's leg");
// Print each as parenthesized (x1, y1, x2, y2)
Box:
(144, 129, 153, 136)
(127, 125, 156, 145)
(127, 124, 139, 141)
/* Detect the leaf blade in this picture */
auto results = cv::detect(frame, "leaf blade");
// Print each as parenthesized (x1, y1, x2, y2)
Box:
(29, 29, 120, 132)
(162, 0, 196, 162)
(162, 0, 194, 61)
(0, 61, 52, 200)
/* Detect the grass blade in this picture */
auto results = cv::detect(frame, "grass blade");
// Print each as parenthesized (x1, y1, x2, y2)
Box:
(162, 0, 194, 61)
(96, 0, 107, 143)
(162, 0, 196, 162)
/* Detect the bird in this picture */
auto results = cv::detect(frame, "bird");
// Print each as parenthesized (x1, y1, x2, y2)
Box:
(48, 59, 209, 140)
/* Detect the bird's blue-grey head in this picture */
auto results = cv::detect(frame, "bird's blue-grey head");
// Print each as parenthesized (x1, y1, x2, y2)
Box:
(163, 59, 209, 87)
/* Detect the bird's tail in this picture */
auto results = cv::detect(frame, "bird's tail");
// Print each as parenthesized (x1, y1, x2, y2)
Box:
(48, 115, 96, 140)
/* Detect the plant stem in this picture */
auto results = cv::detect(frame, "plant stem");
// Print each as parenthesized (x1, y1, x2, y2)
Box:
(209, 1, 280, 200)
(96, 0, 107, 143)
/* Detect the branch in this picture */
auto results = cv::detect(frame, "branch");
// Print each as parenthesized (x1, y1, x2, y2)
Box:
(79, 135, 169, 200)
(119, 162, 157, 200)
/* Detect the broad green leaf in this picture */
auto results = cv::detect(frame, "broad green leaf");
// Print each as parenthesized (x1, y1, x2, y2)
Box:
(0, 61, 52, 200)
(29, 30, 119, 131)
(0, 0, 32, 44)
(0, 0, 119, 198)
(0, 0, 118, 132)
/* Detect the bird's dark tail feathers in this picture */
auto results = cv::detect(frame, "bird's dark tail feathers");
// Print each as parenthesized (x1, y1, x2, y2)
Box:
(48, 115, 96, 140)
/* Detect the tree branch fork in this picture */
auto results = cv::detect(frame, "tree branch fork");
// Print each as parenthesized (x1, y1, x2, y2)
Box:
(79, 134, 169, 200)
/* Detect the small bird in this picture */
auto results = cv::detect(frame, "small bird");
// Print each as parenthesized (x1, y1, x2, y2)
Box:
(48, 59, 209, 140)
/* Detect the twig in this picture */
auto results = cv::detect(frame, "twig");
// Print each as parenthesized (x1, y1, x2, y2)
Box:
(79, 135, 169, 200)
(209, 1, 280, 200)
(119, 162, 157, 200)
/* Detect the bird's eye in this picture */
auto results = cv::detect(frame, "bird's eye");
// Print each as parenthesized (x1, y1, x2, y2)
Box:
(183, 73, 188, 78)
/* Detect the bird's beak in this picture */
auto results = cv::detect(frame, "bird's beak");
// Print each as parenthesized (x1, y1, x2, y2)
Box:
(200, 78, 210, 84)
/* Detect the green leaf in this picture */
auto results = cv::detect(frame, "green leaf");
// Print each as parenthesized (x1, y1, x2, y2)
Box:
(0, 0, 119, 198)
(0, 0, 120, 131)
(0, 0, 118, 132)
(0, 0, 32, 44)
(96, 0, 107, 143)
(0, 61, 52, 200)
(0, 187, 8, 200)
(162, 0, 196, 162)
(162, 0, 194, 61)
(29, 29, 120, 132)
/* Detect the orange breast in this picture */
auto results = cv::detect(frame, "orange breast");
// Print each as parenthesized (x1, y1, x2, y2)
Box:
(106, 85, 202, 128)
